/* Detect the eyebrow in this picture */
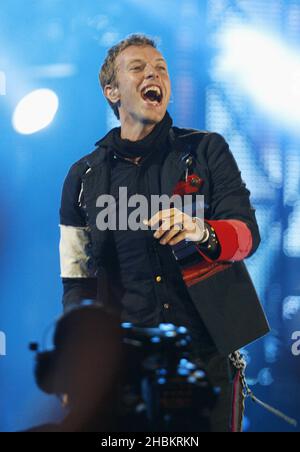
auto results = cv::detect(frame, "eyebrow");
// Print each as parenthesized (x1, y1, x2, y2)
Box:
(127, 58, 167, 66)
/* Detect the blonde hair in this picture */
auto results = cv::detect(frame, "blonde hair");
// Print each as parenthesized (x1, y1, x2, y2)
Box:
(99, 34, 157, 119)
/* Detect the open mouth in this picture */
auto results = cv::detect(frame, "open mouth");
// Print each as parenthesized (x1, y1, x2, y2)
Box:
(141, 85, 163, 105)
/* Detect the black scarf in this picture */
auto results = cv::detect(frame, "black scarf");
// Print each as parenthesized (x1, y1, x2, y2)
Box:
(102, 111, 173, 160)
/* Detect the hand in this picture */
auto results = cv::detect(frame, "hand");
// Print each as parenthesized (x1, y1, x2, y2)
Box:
(143, 208, 206, 246)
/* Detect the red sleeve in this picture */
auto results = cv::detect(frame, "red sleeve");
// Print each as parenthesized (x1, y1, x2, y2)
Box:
(197, 219, 253, 263)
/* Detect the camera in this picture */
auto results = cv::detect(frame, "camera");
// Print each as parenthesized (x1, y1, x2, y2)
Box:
(29, 305, 217, 432)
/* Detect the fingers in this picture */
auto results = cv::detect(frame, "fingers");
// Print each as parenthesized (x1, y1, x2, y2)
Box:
(144, 208, 180, 229)
(158, 224, 185, 245)
(143, 209, 200, 246)
(168, 231, 187, 246)
(153, 214, 185, 240)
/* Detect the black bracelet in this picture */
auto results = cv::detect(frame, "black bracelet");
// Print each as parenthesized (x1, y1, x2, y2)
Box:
(197, 223, 221, 260)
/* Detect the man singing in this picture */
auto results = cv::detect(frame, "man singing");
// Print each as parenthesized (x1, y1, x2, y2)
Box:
(59, 34, 270, 432)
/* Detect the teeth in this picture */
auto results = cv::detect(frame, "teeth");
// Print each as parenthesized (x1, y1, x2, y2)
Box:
(143, 86, 162, 96)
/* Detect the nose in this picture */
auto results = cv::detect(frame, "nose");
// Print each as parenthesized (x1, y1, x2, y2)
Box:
(144, 63, 160, 80)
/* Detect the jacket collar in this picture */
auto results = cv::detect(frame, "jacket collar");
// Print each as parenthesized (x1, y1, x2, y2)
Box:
(90, 126, 199, 162)
(83, 127, 201, 197)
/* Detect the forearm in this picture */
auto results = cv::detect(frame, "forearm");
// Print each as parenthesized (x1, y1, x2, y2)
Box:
(196, 133, 261, 263)
(62, 277, 98, 312)
(196, 219, 257, 263)
(60, 163, 99, 312)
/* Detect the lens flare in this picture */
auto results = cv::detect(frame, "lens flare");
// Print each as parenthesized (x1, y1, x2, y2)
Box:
(12, 89, 59, 135)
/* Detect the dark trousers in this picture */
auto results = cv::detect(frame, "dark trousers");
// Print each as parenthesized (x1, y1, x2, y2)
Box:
(194, 351, 245, 432)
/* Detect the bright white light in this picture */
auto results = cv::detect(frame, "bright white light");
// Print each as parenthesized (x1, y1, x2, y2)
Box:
(216, 26, 300, 130)
(12, 89, 59, 135)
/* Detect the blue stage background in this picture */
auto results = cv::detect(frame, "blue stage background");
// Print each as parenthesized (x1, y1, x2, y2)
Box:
(0, 0, 299, 432)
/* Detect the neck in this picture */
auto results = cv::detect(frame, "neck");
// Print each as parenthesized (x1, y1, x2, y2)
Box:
(119, 115, 158, 142)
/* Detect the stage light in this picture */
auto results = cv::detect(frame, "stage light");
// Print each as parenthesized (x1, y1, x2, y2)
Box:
(216, 26, 300, 131)
(283, 297, 300, 321)
(257, 368, 274, 387)
(284, 201, 300, 257)
(12, 89, 59, 135)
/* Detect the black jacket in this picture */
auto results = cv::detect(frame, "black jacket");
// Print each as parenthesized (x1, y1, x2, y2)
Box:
(59, 127, 270, 356)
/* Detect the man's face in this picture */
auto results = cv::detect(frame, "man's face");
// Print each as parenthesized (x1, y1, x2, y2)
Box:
(108, 45, 171, 125)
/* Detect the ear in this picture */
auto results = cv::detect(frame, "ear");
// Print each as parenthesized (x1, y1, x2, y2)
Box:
(104, 85, 120, 104)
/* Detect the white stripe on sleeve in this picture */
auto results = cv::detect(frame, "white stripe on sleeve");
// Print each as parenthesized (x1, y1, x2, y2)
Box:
(59, 225, 96, 278)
